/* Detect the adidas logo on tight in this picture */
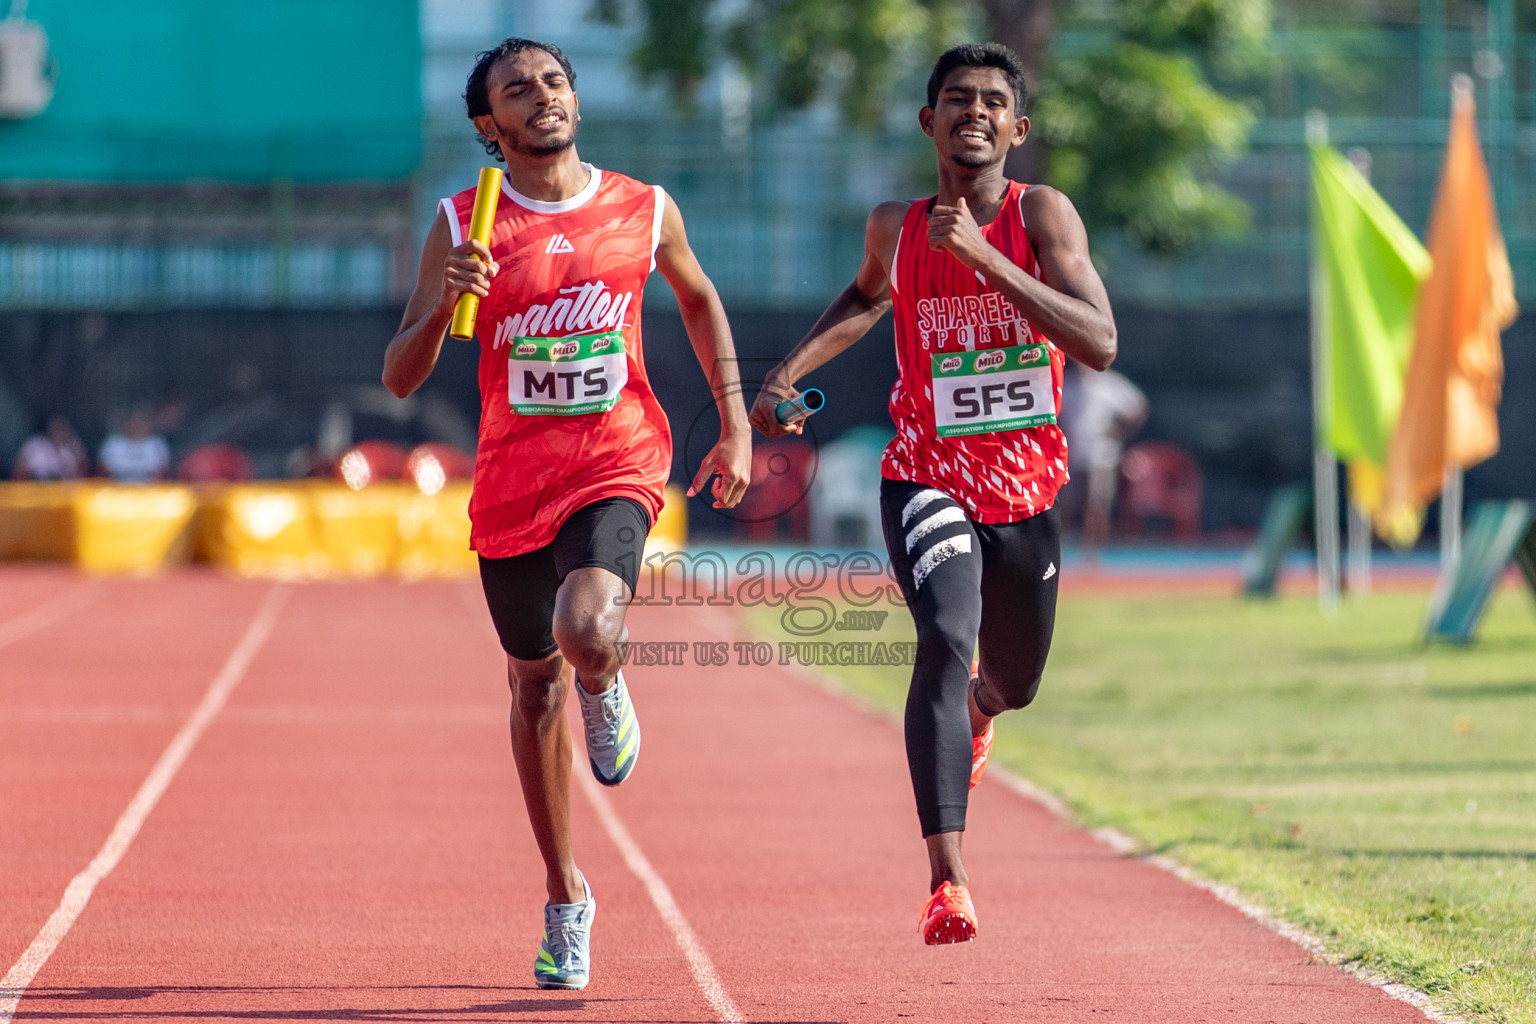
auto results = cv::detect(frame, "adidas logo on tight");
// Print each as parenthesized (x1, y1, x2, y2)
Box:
(1042, 562, 1057, 581)
(546, 234, 575, 254)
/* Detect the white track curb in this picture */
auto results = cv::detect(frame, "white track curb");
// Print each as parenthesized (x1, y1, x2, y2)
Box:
(781, 655, 1465, 1024)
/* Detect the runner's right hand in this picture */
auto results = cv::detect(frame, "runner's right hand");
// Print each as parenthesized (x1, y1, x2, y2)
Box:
(748, 382, 803, 438)
(439, 240, 499, 312)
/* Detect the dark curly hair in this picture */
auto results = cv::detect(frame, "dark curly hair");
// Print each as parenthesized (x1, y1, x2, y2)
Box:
(464, 38, 577, 162)
(926, 43, 1028, 115)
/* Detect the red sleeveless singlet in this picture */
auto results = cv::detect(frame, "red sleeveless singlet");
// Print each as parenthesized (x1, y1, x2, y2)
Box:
(441, 165, 672, 557)
(882, 181, 1069, 521)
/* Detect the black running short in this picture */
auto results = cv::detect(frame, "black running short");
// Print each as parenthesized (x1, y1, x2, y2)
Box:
(477, 497, 650, 661)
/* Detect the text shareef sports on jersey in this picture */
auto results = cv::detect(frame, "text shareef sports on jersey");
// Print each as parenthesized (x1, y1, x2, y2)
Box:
(914, 293, 1037, 349)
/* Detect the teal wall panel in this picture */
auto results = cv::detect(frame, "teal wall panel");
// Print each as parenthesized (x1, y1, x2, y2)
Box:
(0, 1, 420, 181)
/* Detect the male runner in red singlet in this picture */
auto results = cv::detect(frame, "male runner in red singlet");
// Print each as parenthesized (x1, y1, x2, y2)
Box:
(383, 38, 751, 989)
(750, 43, 1117, 944)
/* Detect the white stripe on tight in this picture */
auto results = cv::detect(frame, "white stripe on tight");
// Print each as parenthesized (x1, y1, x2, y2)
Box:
(0, 585, 290, 1023)
(913, 534, 972, 590)
(905, 506, 966, 553)
(900, 488, 948, 527)
(576, 771, 745, 1023)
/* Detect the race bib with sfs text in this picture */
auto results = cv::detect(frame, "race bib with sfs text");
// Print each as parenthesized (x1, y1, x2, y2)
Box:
(930, 343, 1057, 437)
(508, 331, 628, 416)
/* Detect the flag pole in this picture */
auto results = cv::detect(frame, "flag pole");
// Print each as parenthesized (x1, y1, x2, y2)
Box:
(1347, 482, 1373, 598)
(1441, 464, 1463, 577)
(1307, 109, 1342, 615)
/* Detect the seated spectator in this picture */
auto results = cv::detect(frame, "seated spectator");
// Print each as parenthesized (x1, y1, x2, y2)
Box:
(12, 416, 88, 481)
(99, 411, 171, 483)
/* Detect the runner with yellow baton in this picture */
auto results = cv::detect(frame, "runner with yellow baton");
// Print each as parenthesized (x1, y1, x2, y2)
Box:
(449, 166, 504, 340)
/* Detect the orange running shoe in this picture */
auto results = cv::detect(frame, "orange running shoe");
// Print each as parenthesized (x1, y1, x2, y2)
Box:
(969, 660, 993, 789)
(919, 881, 978, 945)
(970, 719, 994, 790)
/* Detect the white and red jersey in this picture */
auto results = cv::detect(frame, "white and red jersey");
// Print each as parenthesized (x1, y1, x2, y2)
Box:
(882, 181, 1069, 522)
(441, 164, 671, 557)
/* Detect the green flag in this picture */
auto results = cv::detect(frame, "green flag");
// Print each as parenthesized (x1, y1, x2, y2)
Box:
(1308, 143, 1432, 469)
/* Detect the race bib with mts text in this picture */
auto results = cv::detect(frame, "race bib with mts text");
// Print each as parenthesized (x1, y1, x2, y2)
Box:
(930, 343, 1056, 437)
(508, 331, 628, 416)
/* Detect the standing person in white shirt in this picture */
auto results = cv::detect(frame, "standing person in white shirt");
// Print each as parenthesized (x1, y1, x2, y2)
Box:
(1062, 364, 1148, 555)
(98, 411, 171, 482)
(13, 416, 88, 480)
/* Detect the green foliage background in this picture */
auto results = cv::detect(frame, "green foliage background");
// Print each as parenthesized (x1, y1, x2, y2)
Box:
(594, 0, 1267, 255)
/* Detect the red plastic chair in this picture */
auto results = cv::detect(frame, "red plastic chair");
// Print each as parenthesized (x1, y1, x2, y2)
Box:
(735, 439, 815, 542)
(402, 443, 475, 494)
(1117, 441, 1203, 542)
(335, 440, 408, 490)
(177, 443, 255, 483)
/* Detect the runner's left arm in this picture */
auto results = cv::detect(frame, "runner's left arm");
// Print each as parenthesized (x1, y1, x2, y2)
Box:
(653, 190, 752, 510)
(747, 200, 908, 438)
(927, 188, 1117, 370)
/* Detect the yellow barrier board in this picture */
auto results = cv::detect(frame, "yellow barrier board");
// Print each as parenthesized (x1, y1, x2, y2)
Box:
(648, 483, 689, 554)
(0, 478, 690, 578)
(311, 484, 411, 578)
(196, 483, 327, 579)
(72, 484, 197, 575)
(396, 483, 476, 579)
(0, 482, 75, 560)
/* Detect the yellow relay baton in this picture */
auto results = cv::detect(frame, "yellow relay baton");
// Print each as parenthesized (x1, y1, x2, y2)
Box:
(449, 166, 505, 340)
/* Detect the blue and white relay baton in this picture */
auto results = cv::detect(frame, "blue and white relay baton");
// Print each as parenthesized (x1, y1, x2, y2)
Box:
(775, 388, 825, 426)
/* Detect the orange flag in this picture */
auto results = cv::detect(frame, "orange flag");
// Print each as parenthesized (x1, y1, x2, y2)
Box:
(1378, 77, 1519, 546)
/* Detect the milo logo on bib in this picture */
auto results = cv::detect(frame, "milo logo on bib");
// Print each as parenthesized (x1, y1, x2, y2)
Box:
(508, 330, 628, 416)
(930, 342, 1056, 438)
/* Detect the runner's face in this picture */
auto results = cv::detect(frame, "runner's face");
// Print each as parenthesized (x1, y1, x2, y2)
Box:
(477, 49, 580, 158)
(922, 67, 1026, 169)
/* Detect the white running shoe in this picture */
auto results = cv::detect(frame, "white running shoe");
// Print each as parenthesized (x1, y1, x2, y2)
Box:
(534, 877, 595, 990)
(576, 671, 641, 786)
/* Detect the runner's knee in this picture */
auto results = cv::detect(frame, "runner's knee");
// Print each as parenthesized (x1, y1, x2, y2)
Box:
(914, 628, 970, 678)
(977, 670, 1042, 713)
(551, 609, 622, 675)
(509, 663, 566, 722)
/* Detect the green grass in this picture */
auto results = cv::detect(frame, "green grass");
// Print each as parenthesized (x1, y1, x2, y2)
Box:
(746, 584, 1536, 1024)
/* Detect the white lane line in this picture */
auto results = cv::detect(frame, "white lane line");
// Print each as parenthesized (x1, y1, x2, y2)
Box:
(575, 771, 745, 1024)
(0, 580, 105, 654)
(0, 584, 291, 1024)
(0, 705, 504, 726)
(773, 652, 1460, 1024)
(1072, 820, 1466, 1024)
(460, 579, 744, 1022)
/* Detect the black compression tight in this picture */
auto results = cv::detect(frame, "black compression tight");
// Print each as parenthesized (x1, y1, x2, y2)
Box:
(880, 478, 1061, 837)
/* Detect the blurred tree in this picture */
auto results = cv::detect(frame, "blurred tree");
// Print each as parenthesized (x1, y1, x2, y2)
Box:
(1038, 0, 1266, 253)
(592, 0, 1265, 256)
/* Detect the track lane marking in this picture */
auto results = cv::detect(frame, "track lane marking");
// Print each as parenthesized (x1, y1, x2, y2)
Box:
(458, 578, 743, 1021)
(763, 623, 1457, 1024)
(575, 771, 745, 1024)
(0, 580, 105, 655)
(0, 704, 503, 725)
(0, 584, 291, 1023)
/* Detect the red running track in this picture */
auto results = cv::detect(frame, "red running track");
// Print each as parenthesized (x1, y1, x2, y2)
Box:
(0, 568, 1434, 1023)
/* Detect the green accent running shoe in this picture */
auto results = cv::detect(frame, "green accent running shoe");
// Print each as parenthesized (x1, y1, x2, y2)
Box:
(576, 671, 640, 786)
(534, 878, 595, 990)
